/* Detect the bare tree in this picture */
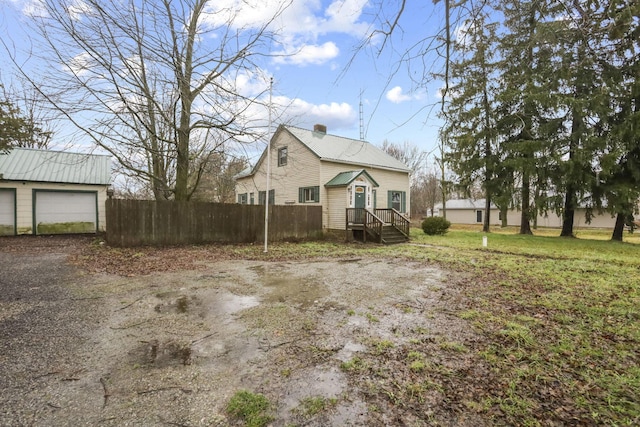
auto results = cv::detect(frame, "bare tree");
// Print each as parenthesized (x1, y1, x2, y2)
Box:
(380, 139, 427, 184)
(17, 0, 287, 200)
(191, 152, 248, 203)
(411, 169, 441, 217)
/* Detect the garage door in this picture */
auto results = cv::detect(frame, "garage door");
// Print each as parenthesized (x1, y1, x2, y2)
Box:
(0, 189, 16, 236)
(34, 191, 97, 234)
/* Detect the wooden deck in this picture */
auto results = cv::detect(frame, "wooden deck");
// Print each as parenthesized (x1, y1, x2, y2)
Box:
(345, 208, 410, 244)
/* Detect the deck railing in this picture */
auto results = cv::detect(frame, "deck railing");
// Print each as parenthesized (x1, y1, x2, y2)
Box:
(346, 208, 384, 242)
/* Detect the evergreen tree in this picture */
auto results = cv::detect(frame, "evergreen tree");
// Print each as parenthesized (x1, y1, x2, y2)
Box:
(595, 0, 640, 241)
(549, 1, 608, 237)
(0, 84, 52, 151)
(496, 0, 563, 235)
(443, 8, 500, 233)
(0, 88, 28, 152)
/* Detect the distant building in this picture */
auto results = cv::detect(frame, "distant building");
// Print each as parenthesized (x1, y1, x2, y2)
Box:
(434, 198, 618, 228)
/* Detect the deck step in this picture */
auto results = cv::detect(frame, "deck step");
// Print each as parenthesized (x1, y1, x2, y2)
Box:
(380, 225, 409, 245)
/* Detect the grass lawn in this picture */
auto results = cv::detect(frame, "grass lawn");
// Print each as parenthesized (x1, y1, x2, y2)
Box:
(230, 225, 640, 425)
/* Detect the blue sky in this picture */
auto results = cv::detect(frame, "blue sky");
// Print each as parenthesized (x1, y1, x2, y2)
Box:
(1, 0, 448, 168)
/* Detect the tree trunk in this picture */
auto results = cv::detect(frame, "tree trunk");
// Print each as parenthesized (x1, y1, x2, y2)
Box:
(560, 189, 576, 237)
(611, 212, 625, 241)
(501, 207, 507, 227)
(483, 195, 491, 232)
(520, 170, 532, 235)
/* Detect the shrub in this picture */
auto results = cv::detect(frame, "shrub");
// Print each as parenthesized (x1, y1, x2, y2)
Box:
(421, 217, 451, 235)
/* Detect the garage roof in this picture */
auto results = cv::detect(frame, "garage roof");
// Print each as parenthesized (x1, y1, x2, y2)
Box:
(0, 148, 111, 185)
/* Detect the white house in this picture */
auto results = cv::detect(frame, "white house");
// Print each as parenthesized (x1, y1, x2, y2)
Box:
(0, 147, 111, 235)
(235, 124, 411, 238)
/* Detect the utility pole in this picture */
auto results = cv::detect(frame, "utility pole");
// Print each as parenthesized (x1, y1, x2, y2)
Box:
(263, 77, 273, 253)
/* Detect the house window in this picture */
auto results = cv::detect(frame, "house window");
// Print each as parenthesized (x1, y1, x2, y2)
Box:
(278, 147, 288, 166)
(238, 193, 248, 204)
(476, 210, 483, 223)
(250, 192, 254, 205)
(298, 186, 320, 203)
(258, 190, 275, 205)
(388, 190, 406, 212)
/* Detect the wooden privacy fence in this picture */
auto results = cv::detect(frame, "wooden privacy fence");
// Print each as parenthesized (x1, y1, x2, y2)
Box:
(106, 199, 323, 247)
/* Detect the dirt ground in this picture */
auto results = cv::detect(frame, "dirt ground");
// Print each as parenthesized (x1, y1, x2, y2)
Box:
(0, 236, 484, 426)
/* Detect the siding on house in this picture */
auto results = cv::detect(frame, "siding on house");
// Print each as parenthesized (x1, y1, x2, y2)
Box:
(236, 130, 322, 205)
(319, 162, 410, 229)
(536, 210, 616, 228)
(0, 181, 108, 234)
(325, 187, 348, 229)
(441, 207, 520, 226)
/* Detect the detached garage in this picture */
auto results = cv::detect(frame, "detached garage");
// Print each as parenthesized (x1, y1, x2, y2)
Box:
(0, 189, 16, 235)
(0, 148, 111, 235)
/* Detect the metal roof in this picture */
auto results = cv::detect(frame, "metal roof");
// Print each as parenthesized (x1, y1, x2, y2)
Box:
(0, 147, 111, 185)
(285, 126, 411, 172)
(325, 169, 379, 187)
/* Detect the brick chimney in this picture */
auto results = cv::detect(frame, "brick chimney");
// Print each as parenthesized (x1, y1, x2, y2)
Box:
(313, 124, 327, 134)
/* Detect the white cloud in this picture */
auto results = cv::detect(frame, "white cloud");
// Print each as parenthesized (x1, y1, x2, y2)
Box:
(202, 0, 369, 39)
(65, 51, 94, 76)
(386, 86, 427, 104)
(233, 69, 278, 99)
(274, 95, 356, 130)
(201, 0, 370, 67)
(227, 93, 356, 133)
(273, 41, 339, 66)
(15, 0, 91, 20)
(386, 86, 412, 104)
(66, 0, 92, 20)
(14, 0, 47, 18)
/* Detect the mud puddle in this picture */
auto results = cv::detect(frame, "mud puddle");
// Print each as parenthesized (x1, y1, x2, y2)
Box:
(250, 264, 329, 307)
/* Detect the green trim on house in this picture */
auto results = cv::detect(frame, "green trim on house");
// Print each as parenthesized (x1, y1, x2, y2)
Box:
(388, 190, 407, 213)
(32, 189, 99, 235)
(324, 169, 380, 188)
(298, 186, 320, 203)
(0, 188, 17, 236)
(258, 189, 275, 205)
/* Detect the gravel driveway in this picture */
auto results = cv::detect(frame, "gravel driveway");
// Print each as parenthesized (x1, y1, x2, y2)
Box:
(0, 236, 480, 427)
(0, 237, 105, 425)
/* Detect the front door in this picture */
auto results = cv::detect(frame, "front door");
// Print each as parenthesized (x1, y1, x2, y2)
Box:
(354, 185, 366, 223)
(355, 185, 366, 209)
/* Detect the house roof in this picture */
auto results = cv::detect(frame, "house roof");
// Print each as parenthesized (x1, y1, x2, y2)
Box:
(237, 125, 412, 180)
(0, 147, 111, 185)
(325, 169, 379, 187)
(434, 198, 497, 210)
(285, 126, 411, 172)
